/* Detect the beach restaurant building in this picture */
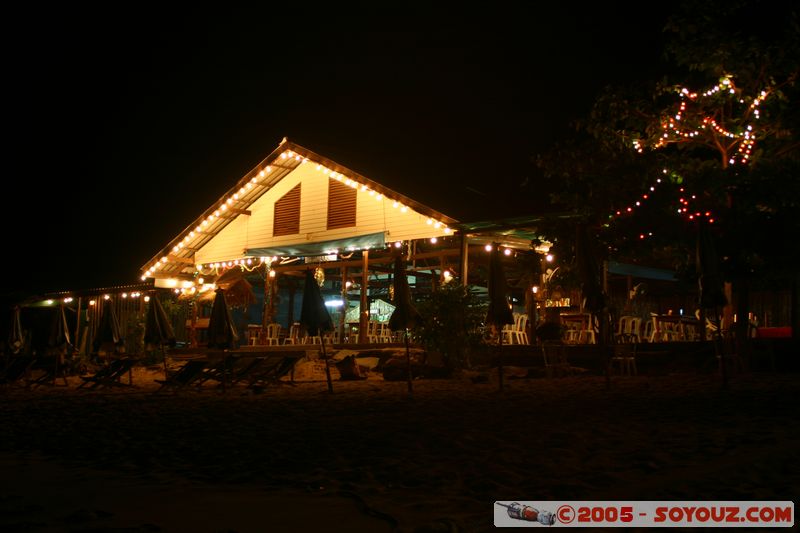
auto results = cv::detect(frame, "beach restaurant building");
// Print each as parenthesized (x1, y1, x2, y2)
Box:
(140, 138, 549, 345)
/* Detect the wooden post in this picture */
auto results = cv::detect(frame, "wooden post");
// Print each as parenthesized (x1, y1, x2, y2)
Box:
(460, 233, 469, 287)
(261, 263, 272, 329)
(359, 250, 369, 343)
(699, 307, 707, 341)
(340, 266, 348, 343)
(262, 271, 278, 324)
(287, 277, 296, 328)
(625, 275, 633, 313)
(190, 297, 198, 348)
(723, 281, 734, 338)
(74, 297, 82, 356)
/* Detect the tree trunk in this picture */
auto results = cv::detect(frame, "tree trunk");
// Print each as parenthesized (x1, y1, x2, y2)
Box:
(734, 276, 751, 369)
(792, 272, 799, 344)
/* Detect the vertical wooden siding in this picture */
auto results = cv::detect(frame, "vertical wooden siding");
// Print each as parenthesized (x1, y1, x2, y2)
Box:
(195, 163, 451, 265)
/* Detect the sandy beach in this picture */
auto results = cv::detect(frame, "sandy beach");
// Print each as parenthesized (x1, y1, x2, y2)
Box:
(1, 363, 798, 532)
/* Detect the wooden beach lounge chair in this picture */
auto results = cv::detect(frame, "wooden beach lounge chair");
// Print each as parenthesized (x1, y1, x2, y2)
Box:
(29, 355, 69, 388)
(191, 353, 264, 390)
(227, 356, 269, 386)
(0, 355, 35, 387)
(197, 355, 275, 391)
(192, 353, 235, 387)
(78, 357, 137, 389)
(246, 354, 302, 390)
(154, 359, 208, 392)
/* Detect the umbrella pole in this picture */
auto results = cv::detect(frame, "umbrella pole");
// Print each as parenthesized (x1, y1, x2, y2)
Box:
(321, 339, 333, 394)
(498, 326, 504, 392)
(405, 329, 413, 396)
(222, 350, 227, 394)
(602, 312, 611, 390)
(715, 306, 728, 390)
(162, 345, 169, 382)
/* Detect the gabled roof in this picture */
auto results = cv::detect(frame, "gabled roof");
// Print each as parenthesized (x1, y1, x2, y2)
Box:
(141, 138, 459, 280)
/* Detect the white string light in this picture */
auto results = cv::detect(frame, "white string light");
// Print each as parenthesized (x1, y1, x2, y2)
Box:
(145, 149, 452, 278)
(633, 75, 770, 166)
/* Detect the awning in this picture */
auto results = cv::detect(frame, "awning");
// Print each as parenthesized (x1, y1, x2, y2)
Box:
(607, 261, 677, 281)
(245, 231, 386, 258)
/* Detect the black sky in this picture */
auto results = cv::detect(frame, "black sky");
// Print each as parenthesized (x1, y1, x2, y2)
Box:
(4, 4, 673, 298)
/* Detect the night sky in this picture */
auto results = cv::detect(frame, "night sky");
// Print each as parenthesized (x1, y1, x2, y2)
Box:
(5, 4, 672, 298)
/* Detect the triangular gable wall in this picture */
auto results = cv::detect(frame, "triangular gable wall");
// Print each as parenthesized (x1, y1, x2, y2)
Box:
(141, 140, 458, 279)
(194, 162, 450, 266)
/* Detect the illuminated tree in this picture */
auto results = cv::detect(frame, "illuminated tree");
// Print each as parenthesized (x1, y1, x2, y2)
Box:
(537, 0, 800, 340)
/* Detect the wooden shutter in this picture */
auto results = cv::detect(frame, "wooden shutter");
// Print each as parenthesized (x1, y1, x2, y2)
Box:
(273, 184, 301, 236)
(327, 179, 357, 230)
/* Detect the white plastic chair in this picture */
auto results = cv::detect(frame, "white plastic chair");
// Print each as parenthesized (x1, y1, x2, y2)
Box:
(369, 323, 379, 343)
(283, 323, 301, 345)
(514, 314, 529, 345)
(580, 314, 598, 344)
(261, 323, 281, 346)
(627, 317, 642, 343)
(378, 323, 392, 343)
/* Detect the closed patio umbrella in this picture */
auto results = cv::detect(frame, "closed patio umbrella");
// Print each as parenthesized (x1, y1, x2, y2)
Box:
(388, 256, 421, 395)
(144, 294, 176, 379)
(207, 288, 239, 392)
(486, 244, 514, 391)
(575, 224, 605, 315)
(575, 224, 609, 385)
(697, 219, 727, 311)
(48, 304, 72, 350)
(207, 289, 239, 349)
(300, 268, 334, 393)
(144, 295, 176, 347)
(9, 305, 24, 355)
(697, 219, 728, 387)
(94, 298, 122, 356)
(46, 304, 72, 385)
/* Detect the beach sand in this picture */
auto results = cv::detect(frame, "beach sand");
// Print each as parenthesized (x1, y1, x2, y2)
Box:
(1, 364, 798, 532)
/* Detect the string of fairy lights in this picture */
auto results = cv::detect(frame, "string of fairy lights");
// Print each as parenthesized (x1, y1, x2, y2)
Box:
(610, 75, 768, 240)
(141, 148, 454, 280)
(606, 168, 717, 240)
(164, 235, 542, 298)
(42, 292, 151, 307)
(632, 75, 769, 166)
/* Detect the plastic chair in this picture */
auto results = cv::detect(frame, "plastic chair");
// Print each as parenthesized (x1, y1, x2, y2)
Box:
(615, 316, 630, 341)
(514, 314, 529, 345)
(378, 323, 393, 343)
(580, 314, 598, 344)
(643, 318, 654, 343)
(283, 323, 301, 345)
(367, 321, 381, 343)
(262, 323, 282, 346)
(627, 317, 642, 343)
(542, 342, 571, 378)
(616, 316, 641, 343)
(305, 333, 323, 345)
(610, 344, 638, 376)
